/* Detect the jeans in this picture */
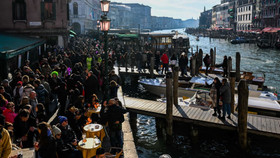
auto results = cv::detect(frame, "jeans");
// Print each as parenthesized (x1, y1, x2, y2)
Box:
(222, 103, 231, 117)
(162, 63, 168, 74)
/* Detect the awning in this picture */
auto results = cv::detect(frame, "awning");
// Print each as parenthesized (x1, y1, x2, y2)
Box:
(0, 33, 45, 60)
(116, 34, 138, 38)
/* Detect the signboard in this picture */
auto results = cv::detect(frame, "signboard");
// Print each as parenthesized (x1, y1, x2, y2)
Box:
(29, 22, 42, 26)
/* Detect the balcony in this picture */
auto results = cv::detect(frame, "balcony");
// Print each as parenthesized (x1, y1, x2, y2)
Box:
(263, 15, 275, 18)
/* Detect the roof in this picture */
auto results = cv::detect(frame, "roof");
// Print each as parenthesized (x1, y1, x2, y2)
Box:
(147, 32, 175, 37)
(0, 33, 45, 59)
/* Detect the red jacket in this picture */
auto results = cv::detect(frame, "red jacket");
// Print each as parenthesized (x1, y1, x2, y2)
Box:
(3, 108, 17, 124)
(161, 54, 169, 64)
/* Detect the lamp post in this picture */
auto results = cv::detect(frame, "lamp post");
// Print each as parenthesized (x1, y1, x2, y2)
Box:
(97, 20, 100, 40)
(100, 0, 111, 100)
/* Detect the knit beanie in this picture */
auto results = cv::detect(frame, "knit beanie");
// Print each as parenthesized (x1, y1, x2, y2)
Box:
(52, 125, 61, 136)
(58, 116, 67, 124)
(51, 71, 59, 77)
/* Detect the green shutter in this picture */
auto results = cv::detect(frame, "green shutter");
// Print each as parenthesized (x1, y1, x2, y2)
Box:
(52, 2, 56, 20)
(41, 2, 45, 21)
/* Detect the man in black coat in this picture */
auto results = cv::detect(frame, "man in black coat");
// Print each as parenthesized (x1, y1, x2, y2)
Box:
(84, 71, 98, 101)
(103, 99, 127, 148)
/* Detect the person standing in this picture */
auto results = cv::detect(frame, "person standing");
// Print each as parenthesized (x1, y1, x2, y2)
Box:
(203, 54, 211, 76)
(206, 78, 222, 117)
(220, 79, 231, 119)
(155, 51, 161, 72)
(103, 99, 127, 148)
(179, 54, 187, 77)
(222, 56, 228, 77)
(0, 114, 12, 158)
(35, 122, 57, 158)
(136, 51, 142, 73)
(161, 51, 169, 74)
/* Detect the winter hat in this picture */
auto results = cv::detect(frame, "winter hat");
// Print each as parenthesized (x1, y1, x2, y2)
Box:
(51, 71, 59, 77)
(58, 116, 67, 124)
(52, 125, 61, 136)
(2, 79, 9, 84)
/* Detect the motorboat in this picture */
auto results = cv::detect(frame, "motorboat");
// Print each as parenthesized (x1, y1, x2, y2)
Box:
(138, 77, 213, 98)
(235, 91, 280, 117)
(230, 37, 249, 44)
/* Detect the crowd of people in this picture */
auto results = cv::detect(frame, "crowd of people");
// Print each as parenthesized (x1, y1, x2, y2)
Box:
(0, 37, 128, 158)
(0, 35, 233, 158)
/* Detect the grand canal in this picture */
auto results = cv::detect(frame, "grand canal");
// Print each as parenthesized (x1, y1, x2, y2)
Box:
(123, 29, 280, 158)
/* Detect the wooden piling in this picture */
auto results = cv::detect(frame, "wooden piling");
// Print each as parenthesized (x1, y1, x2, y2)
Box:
(198, 49, 203, 68)
(191, 55, 196, 76)
(191, 47, 193, 54)
(213, 47, 216, 66)
(227, 57, 232, 78)
(173, 66, 179, 106)
(236, 52, 241, 82)
(230, 72, 236, 113)
(150, 56, 155, 78)
(196, 45, 198, 52)
(166, 72, 173, 142)
(238, 80, 248, 152)
(210, 48, 214, 67)
(156, 118, 166, 138)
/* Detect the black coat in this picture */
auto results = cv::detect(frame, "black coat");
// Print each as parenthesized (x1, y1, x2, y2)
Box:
(84, 75, 98, 100)
(58, 124, 77, 145)
(38, 136, 57, 158)
(103, 105, 127, 128)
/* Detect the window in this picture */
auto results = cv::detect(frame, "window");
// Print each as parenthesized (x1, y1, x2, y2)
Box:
(41, 0, 56, 20)
(73, 2, 78, 16)
(13, 0, 26, 20)
(249, 14, 251, 21)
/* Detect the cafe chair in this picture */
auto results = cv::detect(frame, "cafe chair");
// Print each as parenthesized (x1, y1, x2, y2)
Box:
(105, 147, 123, 158)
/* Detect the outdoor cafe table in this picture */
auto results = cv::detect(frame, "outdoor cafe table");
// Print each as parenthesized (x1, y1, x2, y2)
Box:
(78, 138, 101, 158)
(83, 123, 105, 141)
(86, 106, 101, 117)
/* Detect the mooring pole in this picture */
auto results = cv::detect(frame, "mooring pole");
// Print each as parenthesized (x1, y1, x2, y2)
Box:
(238, 80, 248, 152)
(236, 52, 241, 82)
(230, 71, 236, 113)
(227, 57, 232, 79)
(150, 56, 155, 78)
(166, 72, 173, 143)
(173, 66, 179, 106)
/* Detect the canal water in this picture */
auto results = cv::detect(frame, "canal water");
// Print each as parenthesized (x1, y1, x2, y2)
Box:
(122, 29, 280, 158)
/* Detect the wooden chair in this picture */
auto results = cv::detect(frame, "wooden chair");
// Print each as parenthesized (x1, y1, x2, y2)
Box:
(105, 147, 123, 158)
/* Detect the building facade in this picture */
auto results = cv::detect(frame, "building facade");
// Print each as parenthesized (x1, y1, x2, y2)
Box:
(261, 0, 280, 27)
(236, 1, 254, 31)
(109, 3, 131, 29)
(69, 0, 101, 34)
(0, 0, 69, 48)
(199, 7, 212, 29)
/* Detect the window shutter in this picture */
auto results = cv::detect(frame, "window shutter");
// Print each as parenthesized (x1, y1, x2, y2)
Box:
(52, 2, 56, 20)
(23, 2, 26, 20)
(41, 2, 45, 21)
(12, 2, 16, 20)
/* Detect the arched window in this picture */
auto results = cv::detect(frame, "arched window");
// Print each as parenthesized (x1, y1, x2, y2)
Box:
(73, 2, 78, 16)
(13, 0, 26, 20)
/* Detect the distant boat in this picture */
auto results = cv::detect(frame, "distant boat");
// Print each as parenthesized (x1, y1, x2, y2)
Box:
(230, 37, 249, 44)
(196, 36, 199, 41)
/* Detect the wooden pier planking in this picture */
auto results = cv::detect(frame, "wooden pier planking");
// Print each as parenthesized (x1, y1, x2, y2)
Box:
(122, 95, 280, 138)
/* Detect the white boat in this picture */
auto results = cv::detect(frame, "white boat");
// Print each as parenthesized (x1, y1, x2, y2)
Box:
(139, 77, 213, 98)
(235, 91, 280, 117)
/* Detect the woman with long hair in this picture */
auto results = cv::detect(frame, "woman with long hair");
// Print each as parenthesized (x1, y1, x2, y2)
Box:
(35, 122, 57, 158)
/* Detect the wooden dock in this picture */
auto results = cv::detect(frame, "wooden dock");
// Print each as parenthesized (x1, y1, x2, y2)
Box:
(121, 95, 280, 138)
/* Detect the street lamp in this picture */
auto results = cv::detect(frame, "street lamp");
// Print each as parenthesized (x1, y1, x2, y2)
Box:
(100, 0, 110, 14)
(100, 0, 111, 100)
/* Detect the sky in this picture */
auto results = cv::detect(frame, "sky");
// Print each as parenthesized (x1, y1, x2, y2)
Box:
(110, 0, 221, 20)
